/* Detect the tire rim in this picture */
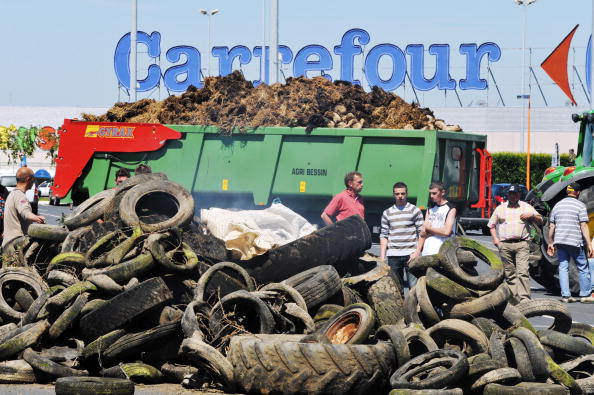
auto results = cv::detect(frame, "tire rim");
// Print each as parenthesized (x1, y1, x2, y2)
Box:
(324, 308, 364, 344)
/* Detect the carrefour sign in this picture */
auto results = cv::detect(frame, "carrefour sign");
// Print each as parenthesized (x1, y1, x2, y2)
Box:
(114, 28, 501, 93)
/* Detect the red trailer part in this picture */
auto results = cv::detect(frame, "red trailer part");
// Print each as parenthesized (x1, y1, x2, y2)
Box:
(51, 119, 181, 198)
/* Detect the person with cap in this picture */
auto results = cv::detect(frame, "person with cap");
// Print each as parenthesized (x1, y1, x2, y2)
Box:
(547, 182, 594, 303)
(488, 183, 543, 302)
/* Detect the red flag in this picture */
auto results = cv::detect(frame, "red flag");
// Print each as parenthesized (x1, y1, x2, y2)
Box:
(541, 24, 578, 105)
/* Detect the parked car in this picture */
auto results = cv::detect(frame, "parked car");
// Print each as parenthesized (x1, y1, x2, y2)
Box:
(38, 181, 51, 197)
(491, 183, 529, 206)
(0, 175, 39, 214)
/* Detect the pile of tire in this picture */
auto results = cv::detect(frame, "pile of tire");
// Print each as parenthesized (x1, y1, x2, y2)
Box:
(380, 236, 594, 394)
(0, 172, 412, 394)
(2, 171, 593, 394)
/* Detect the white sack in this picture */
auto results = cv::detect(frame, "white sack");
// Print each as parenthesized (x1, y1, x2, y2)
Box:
(200, 203, 317, 260)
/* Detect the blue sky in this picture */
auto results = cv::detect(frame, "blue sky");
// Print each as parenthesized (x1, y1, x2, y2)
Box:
(1, 0, 593, 108)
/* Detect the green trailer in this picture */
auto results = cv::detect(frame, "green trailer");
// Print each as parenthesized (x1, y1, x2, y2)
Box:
(52, 120, 489, 233)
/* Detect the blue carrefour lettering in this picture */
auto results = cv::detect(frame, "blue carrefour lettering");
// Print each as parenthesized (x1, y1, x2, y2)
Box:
(163, 46, 202, 92)
(293, 45, 333, 80)
(114, 31, 161, 92)
(406, 44, 456, 91)
(333, 28, 370, 85)
(114, 29, 504, 94)
(459, 42, 502, 90)
(364, 44, 406, 91)
(213, 46, 252, 77)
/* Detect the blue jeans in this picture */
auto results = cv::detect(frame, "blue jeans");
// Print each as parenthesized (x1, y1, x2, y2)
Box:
(557, 244, 591, 297)
(388, 256, 417, 292)
(589, 258, 594, 293)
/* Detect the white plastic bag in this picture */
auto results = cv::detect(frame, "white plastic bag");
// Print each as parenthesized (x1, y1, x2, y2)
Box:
(201, 203, 317, 260)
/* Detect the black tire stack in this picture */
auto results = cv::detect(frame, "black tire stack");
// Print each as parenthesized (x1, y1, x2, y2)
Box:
(0, 173, 593, 394)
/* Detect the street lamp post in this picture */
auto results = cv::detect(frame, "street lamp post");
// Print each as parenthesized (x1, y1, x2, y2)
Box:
(130, 0, 137, 102)
(200, 8, 219, 77)
(514, 0, 537, 187)
(514, 0, 537, 153)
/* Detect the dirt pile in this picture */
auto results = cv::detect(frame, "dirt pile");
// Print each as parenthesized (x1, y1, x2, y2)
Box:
(83, 71, 462, 133)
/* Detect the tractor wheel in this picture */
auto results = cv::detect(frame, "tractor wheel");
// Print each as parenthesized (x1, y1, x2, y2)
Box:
(529, 224, 580, 296)
(579, 185, 594, 238)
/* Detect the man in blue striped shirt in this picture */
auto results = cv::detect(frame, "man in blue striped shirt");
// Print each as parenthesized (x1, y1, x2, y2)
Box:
(547, 182, 594, 303)
(379, 182, 424, 293)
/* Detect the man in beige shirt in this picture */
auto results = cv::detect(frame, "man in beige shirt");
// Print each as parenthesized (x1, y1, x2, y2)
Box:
(488, 184, 542, 302)
(2, 167, 45, 257)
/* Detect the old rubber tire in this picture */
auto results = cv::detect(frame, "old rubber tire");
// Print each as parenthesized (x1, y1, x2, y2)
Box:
(489, 330, 509, 368)
(282, 265, 342, 310)
(21, 285, 63, 325)
(64, 188, 116, 230)
(484, 382, 571, 395)
(506, 337, 535, 381)
(79, 277, 173, 341)
(403, 285, 424, 327)
(517, 298, 572, 333)
(320, 303, 375, 344)
(401, 327, 439, 358)
(228, 335, 395, 394)
(0, 320, 49, 361)
(471, 317, 503, 339)
(103, 172, 168, 221)
(55, 376, 134, 395)
(260, 282, 308, 312)
(538, 329, 594, 357)
(427, 319, 489, 356)
(467, 354, 501, 377)
(376, 325, 411, 368)
(48, 293, 88, 342)
(568, 322, 594, 345)
(195, 261, 255, 303)
(415, 276, 441, 325)
(27, 224, 69, 242)
(425, 267, 473, 302)
(82, 329, 128, 361)
(438, 237, 505, 290)
(510, 327, 549, 381)
(0, 267, 48, 321)
(448, 283, 511, 319)
(119, 179, 194, 232)
(209, 290, 275, 337)
(367, 272, 405, 326)
(241, 214, 372, 284)
(389, 390, 463, 395)
(471, 368, 522, 392)
(22, 348, 87, 379)
(390, 349, 469, 390)
(0, 360, 36, 384)
(102, 320, 182, 363)
(61, 221, 119, 254)
(100, 362, 164, 384)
